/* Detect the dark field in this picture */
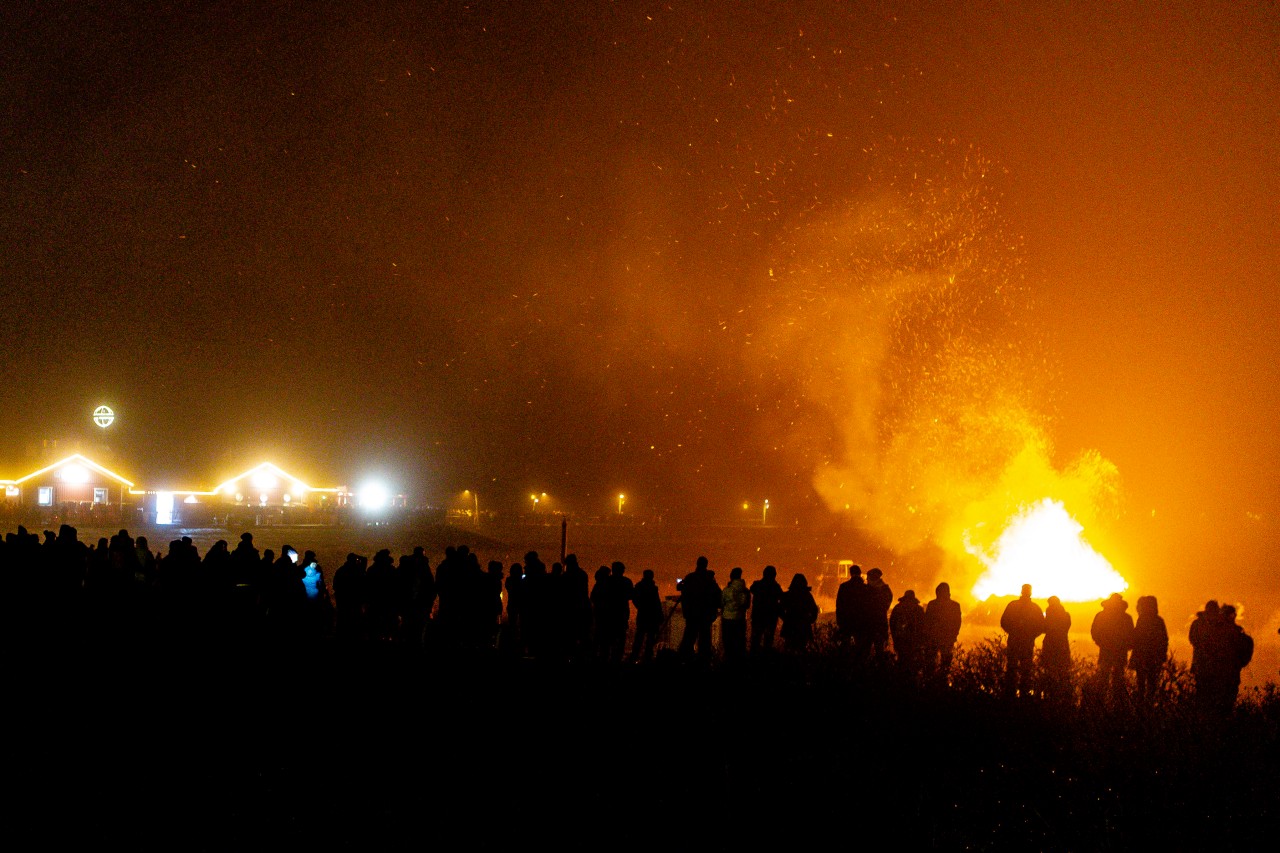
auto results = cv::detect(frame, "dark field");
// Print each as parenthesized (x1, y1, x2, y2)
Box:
(17, 638, 1278, 851)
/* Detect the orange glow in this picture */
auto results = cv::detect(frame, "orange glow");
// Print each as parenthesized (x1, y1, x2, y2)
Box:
(969, 499, 1127, 602)
(214, 461, 311, 495)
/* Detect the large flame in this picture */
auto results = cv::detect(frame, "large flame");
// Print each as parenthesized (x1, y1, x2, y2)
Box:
(969, 498, 1127, 602)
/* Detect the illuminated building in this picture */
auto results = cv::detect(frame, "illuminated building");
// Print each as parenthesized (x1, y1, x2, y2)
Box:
(0, 454, 134, 515)
(0, 454, 407, 526)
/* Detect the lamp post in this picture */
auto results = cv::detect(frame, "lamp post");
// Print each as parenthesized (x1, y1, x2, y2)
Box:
(763, 499, 769, 526)
(464, 489, 479, 526)
(618, 493, 625, 515)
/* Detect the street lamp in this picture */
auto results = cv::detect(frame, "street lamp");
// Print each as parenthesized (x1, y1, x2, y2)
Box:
(618, 493, 625, 515)
(531, 492, 545, 514)
(463, 489, 479, 526)
(763, 499, 769, 525)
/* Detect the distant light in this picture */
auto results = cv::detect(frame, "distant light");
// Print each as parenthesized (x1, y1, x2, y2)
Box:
(359, 482, 391, 511)
(183, 495, 198, 504)
(156, 491, 175, 525)
(93, 405, 115, 428)
(234, 492, 244, 503)
(283, 494, 291, 503)
(61, 464, 90, 484)
(259, 492, 269, 504)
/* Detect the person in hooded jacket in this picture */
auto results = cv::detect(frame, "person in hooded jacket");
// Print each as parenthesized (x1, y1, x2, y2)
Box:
(889, 589, 926, 675)
(1218, 605, 1254, 713)
(1129, 595, 1168, 703)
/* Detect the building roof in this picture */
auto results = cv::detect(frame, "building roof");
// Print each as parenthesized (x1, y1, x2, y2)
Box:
(13, 453, 136, 488)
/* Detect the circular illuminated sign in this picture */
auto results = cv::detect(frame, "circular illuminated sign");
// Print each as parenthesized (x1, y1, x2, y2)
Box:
(92, 405, 115, 428)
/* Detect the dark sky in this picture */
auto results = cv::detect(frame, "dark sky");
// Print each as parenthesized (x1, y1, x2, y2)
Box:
(2, 2, 1277, 604)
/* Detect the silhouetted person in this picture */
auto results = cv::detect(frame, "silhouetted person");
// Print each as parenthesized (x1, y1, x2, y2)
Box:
(1001, 584, 1044, 698)
(862, 568, 893, 660)
(1189, 600, 1226, 711)
(591, 565, 611, 659)
(677, 556, 720, 661)
(562, 554, 593, 660)
(1040, 596, 1072, 705)
(628, 569, 662, 664)
(262, 545, 306, 643)
(923, 582, 963, 683)
(834, 564, 866, 650)
(779, 573, 819, 654)
(597, 561, 633, 664)
(749, 566, 784, 654)
(501, 563, 525, 656)
(719, 567, 750, 665)
(1219, 605, 1253, 713)
(889, 589, 925, 675)
(397, 547, 434, 649)
(228, 532, 261, 629)
(1091, 593, 1134, 704)
(1129, 595, 1168, 702)
(484, 560, 505, 649)
(134, 535, 157, 586)
(434, 545, 460, 643)
(365, 549, 398, 641)
(522, 551, 553, 659)
(332, 553, 367, 644)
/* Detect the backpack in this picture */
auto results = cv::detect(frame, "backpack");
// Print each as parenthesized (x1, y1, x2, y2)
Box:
(1237, 631, 1254, 668)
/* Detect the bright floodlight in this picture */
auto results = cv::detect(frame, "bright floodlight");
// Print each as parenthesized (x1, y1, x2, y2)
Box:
(359, 482, 391, 510)
(61, 464, 90, 484)
(251, 470, 278, 489)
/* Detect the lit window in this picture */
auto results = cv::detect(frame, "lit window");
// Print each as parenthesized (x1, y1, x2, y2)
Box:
(93, 488, 108, 504)
(38, 487, 53, 506)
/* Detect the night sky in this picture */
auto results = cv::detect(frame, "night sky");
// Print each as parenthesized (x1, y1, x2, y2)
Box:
(2, 2, 1277, 606)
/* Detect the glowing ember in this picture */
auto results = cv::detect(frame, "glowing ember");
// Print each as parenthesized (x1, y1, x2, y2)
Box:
(969, 498, 1127, 602)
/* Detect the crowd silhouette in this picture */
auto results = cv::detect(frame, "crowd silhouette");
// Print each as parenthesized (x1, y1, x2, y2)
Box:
(0, 522, 1268, 715)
